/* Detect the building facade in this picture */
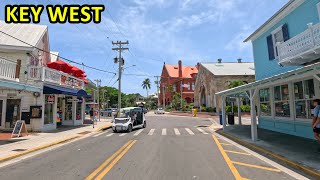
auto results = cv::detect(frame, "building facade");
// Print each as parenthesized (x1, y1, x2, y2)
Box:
(194, 60, 255, 112)
(0, 22, 87, 132)
(159, 60, 198, 106)
(216, 0, 320, 140)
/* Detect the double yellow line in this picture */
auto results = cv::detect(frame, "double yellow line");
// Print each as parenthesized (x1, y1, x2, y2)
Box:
(85, 140, 137, 180)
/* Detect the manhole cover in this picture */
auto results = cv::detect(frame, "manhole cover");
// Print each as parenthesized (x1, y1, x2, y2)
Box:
(196, 125, 209, 128)
(78, 131, 91, 135)
(12, 149, 27, 152)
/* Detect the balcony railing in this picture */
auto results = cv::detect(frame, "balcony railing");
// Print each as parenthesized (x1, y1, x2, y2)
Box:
(0, 57, 19, 81)
(28, 66, 84, 89)
(278, 23, 320, 65)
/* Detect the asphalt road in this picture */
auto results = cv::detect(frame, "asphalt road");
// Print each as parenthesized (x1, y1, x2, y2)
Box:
(0, 114, 304, 180)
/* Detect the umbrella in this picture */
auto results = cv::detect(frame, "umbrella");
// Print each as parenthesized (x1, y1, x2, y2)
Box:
(47, 60, 73, 73)
(71, 66, 85, 77)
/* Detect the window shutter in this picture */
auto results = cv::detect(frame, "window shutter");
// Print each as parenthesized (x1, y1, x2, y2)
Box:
(282, 23, 289, 42)
(267, 35, 275, 60)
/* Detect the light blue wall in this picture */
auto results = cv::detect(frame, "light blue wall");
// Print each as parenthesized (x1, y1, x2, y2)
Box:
(252, 0, 320, 80)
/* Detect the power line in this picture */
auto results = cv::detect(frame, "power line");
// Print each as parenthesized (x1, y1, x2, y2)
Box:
(0, 30, 116, 75)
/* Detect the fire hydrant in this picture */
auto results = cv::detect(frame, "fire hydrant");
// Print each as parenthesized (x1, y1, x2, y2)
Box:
(193, 108, 197, 117)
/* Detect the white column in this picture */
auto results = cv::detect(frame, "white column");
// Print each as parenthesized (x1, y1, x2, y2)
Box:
(250, 89, 258, 141)
(72, 96, 77, 126)
(222, 96, 227, 130)
(81, 98, 85, 124)
(237, 97, 242, 125)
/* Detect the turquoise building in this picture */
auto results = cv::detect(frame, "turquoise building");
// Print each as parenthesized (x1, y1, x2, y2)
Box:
(216, 0, 320, 140)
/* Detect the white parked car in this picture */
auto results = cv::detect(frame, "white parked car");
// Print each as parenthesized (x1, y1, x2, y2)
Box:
(154, 108, 165, 114)
(112, 107, 146, 133)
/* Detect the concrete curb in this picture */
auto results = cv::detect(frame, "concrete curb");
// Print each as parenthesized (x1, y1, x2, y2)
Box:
(0, 135, 80, 163)
(96, 124, 112, 132)
(217, 131, 320, 179)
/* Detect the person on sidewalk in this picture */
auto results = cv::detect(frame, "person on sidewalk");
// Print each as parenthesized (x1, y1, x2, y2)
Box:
(312, 99, 320, 150)
(89, 108, 94, 122)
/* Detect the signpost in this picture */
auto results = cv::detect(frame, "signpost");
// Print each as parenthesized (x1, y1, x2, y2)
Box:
(11, 120, 28, 138)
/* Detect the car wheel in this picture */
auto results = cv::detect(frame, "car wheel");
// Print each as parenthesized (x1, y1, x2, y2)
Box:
(127, 124, 132, 132)
(113, 129, 117, 133)
(143, 121, 146, 128)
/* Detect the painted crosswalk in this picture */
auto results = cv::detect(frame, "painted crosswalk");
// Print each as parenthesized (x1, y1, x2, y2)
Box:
(100, 127, 210, 138)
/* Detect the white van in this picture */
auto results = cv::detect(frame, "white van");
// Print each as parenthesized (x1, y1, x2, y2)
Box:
(112, 107, 146, 133)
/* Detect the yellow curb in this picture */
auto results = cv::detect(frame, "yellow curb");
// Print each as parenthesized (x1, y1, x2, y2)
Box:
(96, 124, 112, 132)
(0, 135, 80, 163)
(217, 131, 320, 179)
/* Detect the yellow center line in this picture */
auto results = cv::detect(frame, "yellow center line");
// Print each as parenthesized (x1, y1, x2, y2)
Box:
(220, 143, 233, 146)
(232, 161, 281, 172)
(212, 135, 244, 180)
(224, 150, 251, 156)
(85, 140, 133, 180)
(95, 140, 137, 180)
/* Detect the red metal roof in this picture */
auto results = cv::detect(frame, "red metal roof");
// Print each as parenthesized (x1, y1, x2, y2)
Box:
(165, 64, 198, 78)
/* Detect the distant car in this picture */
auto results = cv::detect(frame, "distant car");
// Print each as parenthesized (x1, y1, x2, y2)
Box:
(100, 108, 114, 117)
(154, 108, 165, 114)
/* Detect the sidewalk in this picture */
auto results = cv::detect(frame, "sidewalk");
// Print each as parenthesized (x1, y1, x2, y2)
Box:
(216, 124, 320, 177)
(0, 119, 112, 162)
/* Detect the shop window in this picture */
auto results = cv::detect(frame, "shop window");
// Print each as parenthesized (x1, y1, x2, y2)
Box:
(274, 84, 290, 117)
(294, 79, 315, 119)
(259, 88, 271, 116)
(76, 98, 82, 120)
(65, 97, 73, 120)
(44, 95, 54, 124)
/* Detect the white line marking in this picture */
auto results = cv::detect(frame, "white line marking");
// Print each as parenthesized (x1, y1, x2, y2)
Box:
(197, 128, 208, 134)
(148, 129, 155, 135)
(93, 130, 109, 137)
(185, 128, 195, 135)
(119, 133, 127, 136)
(133, 129, 144, 136)
(106, 133, 114, 137)
(162, 128, 167, 135)
(174, 128, 180, 135)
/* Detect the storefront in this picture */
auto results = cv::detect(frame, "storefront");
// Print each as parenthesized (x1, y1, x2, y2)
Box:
(216, 62, 320, 141)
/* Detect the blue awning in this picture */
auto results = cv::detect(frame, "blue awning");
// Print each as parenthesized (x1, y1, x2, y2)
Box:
(43, 84, 89, 97)
(0, 79, 42, 93)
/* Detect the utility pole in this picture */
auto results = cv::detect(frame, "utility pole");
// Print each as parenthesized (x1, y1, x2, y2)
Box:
(112, 41, 129, 113)
(162, 85, 165, 110)
(154, 76, 161, 108)
(94, 79, 101, 121)
(180, 80, 183, 110)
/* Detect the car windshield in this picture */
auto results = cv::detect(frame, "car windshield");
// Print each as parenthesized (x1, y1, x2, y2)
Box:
(118, 109, 131, 118)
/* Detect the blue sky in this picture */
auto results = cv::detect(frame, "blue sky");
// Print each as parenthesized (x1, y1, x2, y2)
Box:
(0, 0, 288, 96)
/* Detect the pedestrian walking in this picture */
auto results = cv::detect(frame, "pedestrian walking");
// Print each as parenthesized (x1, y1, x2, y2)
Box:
(89, 108, 94, 122)
(312, 99, 320, 152)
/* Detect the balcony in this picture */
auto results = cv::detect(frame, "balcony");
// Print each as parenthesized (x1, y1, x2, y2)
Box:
(278, 23, 320, 66)
(28, 66, 84, 89)
(0, 57, 19, 82)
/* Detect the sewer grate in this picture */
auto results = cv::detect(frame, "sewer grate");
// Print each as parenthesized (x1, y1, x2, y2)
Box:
(12, 149, 27, 152)
(78, 131, 92, 135)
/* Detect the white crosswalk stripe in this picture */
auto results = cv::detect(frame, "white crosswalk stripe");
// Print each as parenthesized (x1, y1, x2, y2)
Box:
(185, 128, 195, 135)
(119, 133, 127, 136)
(148, 129, 155, 135)
(174, 128, 180, 135)
(197, 128, 209, 134)
(93, 131, 108, 137)
(162, 128, 167, 135)
(133, 129, 144, 136)
(106, 133, 114, 137)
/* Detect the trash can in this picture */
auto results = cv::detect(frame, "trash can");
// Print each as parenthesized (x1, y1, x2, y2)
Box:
(227, 113, 235, 125)
(219, 112, 223, 125)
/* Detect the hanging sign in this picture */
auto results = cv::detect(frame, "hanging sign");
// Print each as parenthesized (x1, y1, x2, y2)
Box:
(47, 95, 55, 104)
(11, 120, 28, 138)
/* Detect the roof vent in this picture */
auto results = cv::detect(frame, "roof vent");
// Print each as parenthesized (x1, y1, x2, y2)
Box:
(217, 58, 222, 63)
(237, 58, 242, 63)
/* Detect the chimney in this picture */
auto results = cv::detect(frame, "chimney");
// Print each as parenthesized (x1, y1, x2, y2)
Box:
(237, 58, 242, 63)
(217, 58, 222, 63)
(178, 60, 182, 77)
(196, 62, 200, 70)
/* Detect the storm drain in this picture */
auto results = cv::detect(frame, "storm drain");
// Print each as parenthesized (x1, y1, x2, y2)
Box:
(12, 149, 27, 152)
(196, 125, 209, 128)
(77, 131, 92, 135)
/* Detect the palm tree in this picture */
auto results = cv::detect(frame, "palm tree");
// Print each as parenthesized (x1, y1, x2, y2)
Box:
(142, 78, 151, 97)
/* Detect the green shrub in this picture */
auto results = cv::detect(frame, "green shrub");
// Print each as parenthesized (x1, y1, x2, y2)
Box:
(240, 105, 251, 112)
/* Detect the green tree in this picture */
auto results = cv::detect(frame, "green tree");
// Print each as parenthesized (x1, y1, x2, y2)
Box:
(171, 93, 186, 110)
(142, 78, 151, 97)
(228, 80, 247, 89)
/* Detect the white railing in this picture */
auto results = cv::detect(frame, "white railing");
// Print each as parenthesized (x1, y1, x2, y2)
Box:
(278, 23, 320, 63)
(0, 57, 17, 81)
(28, 66, 84, 89)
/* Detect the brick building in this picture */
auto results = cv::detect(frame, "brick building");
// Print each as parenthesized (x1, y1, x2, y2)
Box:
(159, 60, 198, 106)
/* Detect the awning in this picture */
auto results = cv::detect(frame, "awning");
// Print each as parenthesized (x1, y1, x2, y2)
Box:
(43, 84, 89, 97)
(0, 79, 42, 93)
